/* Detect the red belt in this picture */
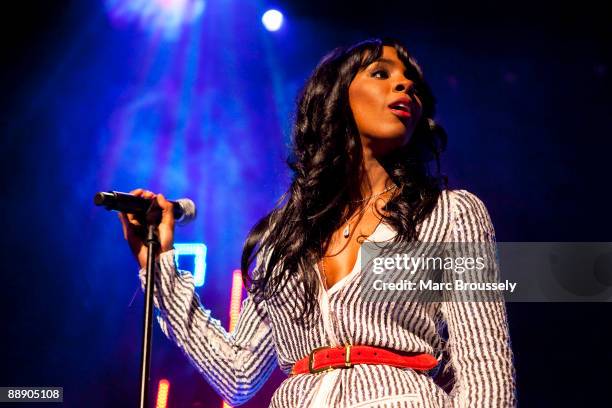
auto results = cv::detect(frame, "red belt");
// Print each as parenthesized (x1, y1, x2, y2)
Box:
(290, 345, 438, 375)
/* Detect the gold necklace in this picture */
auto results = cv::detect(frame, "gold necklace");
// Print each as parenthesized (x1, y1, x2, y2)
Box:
(342, 185, 396, 238)
(320, 257, 328, 289)
(349, 184, 397, 203)
(342, 204, 369, 238)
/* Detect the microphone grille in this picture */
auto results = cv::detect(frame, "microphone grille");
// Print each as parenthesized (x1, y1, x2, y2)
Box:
(176, 198, 197, 225)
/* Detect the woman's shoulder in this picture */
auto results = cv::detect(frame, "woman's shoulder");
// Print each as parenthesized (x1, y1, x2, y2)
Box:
(440, 188, 491, 215)
(441, 187, 485, 201)
(440, 188, 496, 241)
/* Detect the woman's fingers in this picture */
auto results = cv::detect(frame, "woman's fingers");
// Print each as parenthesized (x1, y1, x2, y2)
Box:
(126, 211, 143, 227)
(129, 188, 144, 195)
(124, 188, 155, 226)
(156, 194, 176, 252)
(120, 188, 169, 269)
(156, 194, 175, 222)
(119, 212, 141, 243)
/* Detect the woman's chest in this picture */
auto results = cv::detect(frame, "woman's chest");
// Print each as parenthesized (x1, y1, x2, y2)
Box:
(320, 208, 384, 289)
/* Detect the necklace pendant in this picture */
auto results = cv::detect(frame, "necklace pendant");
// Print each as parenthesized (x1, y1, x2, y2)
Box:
(343, 224, 350, 238)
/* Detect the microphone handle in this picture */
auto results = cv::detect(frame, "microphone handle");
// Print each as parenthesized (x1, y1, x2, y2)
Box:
(94, 191, 183, 218)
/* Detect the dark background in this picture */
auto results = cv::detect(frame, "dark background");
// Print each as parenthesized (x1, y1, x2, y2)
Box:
(1, 0, 610, 406)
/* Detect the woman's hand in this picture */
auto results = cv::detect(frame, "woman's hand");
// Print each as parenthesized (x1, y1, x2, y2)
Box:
(118, 188, 175, 269)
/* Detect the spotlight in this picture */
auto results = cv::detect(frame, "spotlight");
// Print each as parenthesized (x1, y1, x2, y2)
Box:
(262, 9, 283, 32)
(106, 0, 205, 39)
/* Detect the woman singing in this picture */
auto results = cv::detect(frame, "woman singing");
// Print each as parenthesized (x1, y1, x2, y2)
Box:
(120, 38, 516, 407)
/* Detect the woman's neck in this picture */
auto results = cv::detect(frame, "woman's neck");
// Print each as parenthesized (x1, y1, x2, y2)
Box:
(359, 147, 394, 198)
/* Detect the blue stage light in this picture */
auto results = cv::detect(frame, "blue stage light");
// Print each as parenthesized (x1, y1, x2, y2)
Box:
(262, 9, 283, 32)
(174, 243, 207, 287)
(106, 0, 205, 39)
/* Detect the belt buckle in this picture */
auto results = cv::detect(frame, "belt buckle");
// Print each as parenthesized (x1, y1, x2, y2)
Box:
(308, 346, 335, 374)
(308, 344, 353, 374)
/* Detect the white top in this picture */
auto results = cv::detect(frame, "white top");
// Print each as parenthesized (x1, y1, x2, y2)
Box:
(139, 189, 516, 407)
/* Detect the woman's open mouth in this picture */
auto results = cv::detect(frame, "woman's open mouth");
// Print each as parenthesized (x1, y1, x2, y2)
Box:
(388, 99, 413, 119)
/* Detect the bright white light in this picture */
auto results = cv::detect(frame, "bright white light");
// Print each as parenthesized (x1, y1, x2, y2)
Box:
(105, 0, 206, 40)
(262, 9, 283, 32)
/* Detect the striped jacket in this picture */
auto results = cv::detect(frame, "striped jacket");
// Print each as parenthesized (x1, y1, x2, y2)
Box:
(139, 189, 516, 407)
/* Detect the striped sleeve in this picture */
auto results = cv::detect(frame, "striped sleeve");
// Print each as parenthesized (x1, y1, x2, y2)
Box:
(138, 250, 277, 406)
(441, 190, 517, 407)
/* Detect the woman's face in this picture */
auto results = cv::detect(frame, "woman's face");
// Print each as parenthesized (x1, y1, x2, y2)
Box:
(348, 46, 423, 154)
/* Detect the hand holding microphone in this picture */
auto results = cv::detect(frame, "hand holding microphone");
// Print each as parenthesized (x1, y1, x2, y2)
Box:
(94, 189, 196, 269)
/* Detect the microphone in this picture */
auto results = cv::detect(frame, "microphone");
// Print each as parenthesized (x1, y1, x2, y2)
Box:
(94, 191, 196, 225)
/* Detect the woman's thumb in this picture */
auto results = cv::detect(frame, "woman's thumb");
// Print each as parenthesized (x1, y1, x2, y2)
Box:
(156, 194, 175, 224)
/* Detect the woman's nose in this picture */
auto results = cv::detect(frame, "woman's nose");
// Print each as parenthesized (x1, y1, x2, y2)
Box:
(394, 80, 415, 94)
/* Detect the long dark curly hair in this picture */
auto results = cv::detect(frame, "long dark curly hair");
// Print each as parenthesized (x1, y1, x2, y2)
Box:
(241, 38, 448, 322)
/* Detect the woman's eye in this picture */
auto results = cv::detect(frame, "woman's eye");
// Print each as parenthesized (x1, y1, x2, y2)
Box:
(371, 70, 389, 79)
